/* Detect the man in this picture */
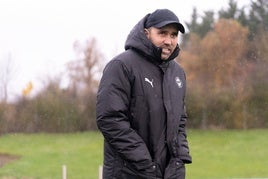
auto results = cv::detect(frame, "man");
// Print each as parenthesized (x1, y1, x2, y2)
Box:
(96, 9, 192, 179)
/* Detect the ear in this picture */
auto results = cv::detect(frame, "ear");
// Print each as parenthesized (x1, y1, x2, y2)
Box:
(144, 28, 149, 38)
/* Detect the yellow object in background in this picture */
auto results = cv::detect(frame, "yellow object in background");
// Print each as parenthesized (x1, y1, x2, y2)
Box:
(22, 82, 33, 97)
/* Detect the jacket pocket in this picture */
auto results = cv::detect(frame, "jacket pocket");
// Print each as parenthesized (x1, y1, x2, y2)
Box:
(164, 158, 185, 179)
(119, 161, 159, 179)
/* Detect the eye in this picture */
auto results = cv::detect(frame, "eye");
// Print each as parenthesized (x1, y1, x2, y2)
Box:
(171, 33, 178, 38)
(159, 31, 166, 35)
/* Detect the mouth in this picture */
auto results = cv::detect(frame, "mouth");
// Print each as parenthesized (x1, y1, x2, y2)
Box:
(161, 48, 172, 60)
(162, 48, 171, 55)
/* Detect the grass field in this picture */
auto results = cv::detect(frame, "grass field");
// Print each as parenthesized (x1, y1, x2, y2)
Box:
(0, 129, 267, 179)
(186, 129, 268, 179)
(0, 132, 103, 179)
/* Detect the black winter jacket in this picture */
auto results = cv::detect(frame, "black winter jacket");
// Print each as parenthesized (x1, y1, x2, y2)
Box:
(96, 14, 192, 179)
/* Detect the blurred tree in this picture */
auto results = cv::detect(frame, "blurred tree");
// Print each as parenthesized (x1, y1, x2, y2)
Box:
(217, 0, 268, 40)
(186, 8, 214, 38)
(188, 0, 268, 41)
(247, 0, 268, 39)
(0, 53, 15, 103)
(0, 102, 16, 134)
(180, 0, 268, 129)
(246, 28, 268, 127)
(203, 19, 248, 86)
(185, 7, 199, 35)
(218, 0, 239, 19)
(179, 19, 250, 128)
(67, 38, 103, 130)
(13, 78, 83, 133)
(0, 102, 7, 133)
(237, 8, 247, 28)
(8, 37, 104, 133)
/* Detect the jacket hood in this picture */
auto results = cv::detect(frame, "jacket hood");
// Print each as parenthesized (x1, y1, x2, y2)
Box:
(124, 14, 180, 63)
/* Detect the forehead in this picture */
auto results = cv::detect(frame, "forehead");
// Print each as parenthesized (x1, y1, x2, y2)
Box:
(160, 23, 179, 31)
(152, 24, 178, 34)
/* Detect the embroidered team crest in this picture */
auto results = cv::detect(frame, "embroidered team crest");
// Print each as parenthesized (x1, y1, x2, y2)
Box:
(175, 77, 183, 88)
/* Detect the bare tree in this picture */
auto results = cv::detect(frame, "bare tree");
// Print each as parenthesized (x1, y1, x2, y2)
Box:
(66, 37, 104, 130)
(0, 53, 15, 103)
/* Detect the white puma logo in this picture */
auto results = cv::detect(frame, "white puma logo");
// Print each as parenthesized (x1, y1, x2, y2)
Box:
(145, 78, 154, 87)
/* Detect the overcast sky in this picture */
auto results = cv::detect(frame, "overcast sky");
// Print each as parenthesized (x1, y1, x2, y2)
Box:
(0, 0, 250, 101)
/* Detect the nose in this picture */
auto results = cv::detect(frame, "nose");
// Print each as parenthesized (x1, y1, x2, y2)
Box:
(163, 36, 173, 45)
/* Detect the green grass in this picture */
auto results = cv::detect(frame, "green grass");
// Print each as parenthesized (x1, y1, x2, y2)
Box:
(0, 132, 103, 179)
(186, 129, 268, 179)
(0, 130, 268, 179)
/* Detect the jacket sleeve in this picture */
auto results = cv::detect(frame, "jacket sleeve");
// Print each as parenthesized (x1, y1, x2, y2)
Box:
(96, 59, 153, 170)
(177, 104, 192, 163)
(177, 70, 192, 163)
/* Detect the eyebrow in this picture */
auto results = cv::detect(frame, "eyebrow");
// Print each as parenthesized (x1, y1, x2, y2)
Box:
(158, 28, 178, 35)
